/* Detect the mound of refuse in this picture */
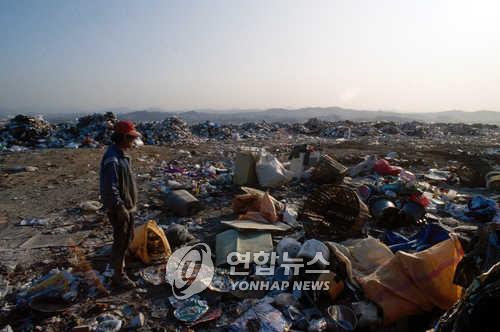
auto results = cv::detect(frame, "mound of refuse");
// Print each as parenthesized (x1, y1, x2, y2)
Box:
(137, 117, 194, 144)
(0, 115, 54, 147)
(74, 112, 117, 144)
(190, 121, 233, 139)
(1, 112, 499, 152)
(1, 137, 500, 331)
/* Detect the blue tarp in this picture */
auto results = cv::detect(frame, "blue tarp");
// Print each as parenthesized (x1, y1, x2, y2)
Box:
(384, 223, 450, 253)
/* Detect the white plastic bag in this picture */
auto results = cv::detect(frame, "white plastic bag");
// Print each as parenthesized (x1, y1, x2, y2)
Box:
(256, 153, 293, 188)
(283, 206, 299, 227)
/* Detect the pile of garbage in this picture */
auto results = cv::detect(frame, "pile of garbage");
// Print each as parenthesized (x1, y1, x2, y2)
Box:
(73, 112, 117, 146)
(168, 150, 497, 330)
(136, 117, 194, 145)
(301, 118, 328, 134)
(0, 113, 117, 150)
(288, 118, 500, 141)
(1, 113, 499, 151)
(0, 139, 500, 331)
(237, 121, 286, 139)
(0, 115, 54, 148)
(190, 121, 233, 139)
(203, 150, 499, 331)
(51, 112, 117, 149)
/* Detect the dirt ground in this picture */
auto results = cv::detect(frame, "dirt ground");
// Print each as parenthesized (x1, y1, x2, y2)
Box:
(2, 138, 492, 221)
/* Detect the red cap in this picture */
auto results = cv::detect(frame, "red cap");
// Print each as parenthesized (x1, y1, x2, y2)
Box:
(114, 120, 141, 137)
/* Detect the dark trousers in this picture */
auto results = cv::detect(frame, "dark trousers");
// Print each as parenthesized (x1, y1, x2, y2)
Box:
(108, 210, 135, 277)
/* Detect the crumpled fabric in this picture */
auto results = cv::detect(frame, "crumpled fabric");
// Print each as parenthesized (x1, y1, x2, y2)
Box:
(466, 195, 498, 223)
(453, 223, 500, 288)
(444, 196, 499, 223)
(349, 155, 377, 178)
(436, 261, 500, 332)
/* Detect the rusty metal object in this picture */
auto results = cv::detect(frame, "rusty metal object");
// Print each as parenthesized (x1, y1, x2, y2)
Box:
(311, 154, 348, 185)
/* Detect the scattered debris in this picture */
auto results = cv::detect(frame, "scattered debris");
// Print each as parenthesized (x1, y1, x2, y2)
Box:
(0, 112, 499, 331)
(79, 201, 103, 213)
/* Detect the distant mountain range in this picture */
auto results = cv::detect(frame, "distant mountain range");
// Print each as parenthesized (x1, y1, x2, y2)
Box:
(121, 108, 500, 125)
(1, 107, 499, 124)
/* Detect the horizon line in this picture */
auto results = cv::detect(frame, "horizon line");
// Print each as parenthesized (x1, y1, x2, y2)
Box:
(1, 106, 499, 115)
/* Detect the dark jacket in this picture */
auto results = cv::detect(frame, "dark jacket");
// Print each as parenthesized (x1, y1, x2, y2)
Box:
(99, 144, 138, 212)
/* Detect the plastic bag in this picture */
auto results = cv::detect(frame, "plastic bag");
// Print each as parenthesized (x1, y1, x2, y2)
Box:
(228, 301, 290, 332)
(359, 234, 464, 325)
(23, 269, 79, 303)
(260, 192, 278, 222)
(256, 152, 292, 188)
(235, 189, 280, 223)
(233, 193, 261, 214)
(333, 237, 394, 277)
(129, 220, 172, 264)
(232, 187, 283, 215)
(373, 159, 402, 176)
(283, 206, 299, 227)
(466, 195, 498, 223)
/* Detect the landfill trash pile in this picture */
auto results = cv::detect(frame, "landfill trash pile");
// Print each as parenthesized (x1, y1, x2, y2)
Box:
(53, 112, 117, 149)
(0, 115, 54, 149)
(136, 117, 195, 145)
(0, 113, 118, 150)
(0, 115, 500, 331)
(295, 118, 499, 141)
(72, 112, 117, 146)
(190, 121, 233, 140)
(237, 121, 288, 139)
(1, 113, 500, 152)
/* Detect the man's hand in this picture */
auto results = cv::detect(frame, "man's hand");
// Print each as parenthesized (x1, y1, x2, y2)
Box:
(116, 204, 130, 222)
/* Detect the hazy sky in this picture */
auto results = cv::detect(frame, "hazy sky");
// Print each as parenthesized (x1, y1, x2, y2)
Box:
(1, 0, 500, 112)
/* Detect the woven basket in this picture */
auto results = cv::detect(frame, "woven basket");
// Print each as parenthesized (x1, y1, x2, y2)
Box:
(311, 154, 348, 184)
(300, 185, 367, 240)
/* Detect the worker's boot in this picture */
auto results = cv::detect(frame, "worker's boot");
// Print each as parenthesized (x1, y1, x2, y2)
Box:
(111, 273, 136, 290)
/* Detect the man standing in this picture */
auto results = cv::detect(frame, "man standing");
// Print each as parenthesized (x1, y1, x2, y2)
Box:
(100, 120, 140, 289)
